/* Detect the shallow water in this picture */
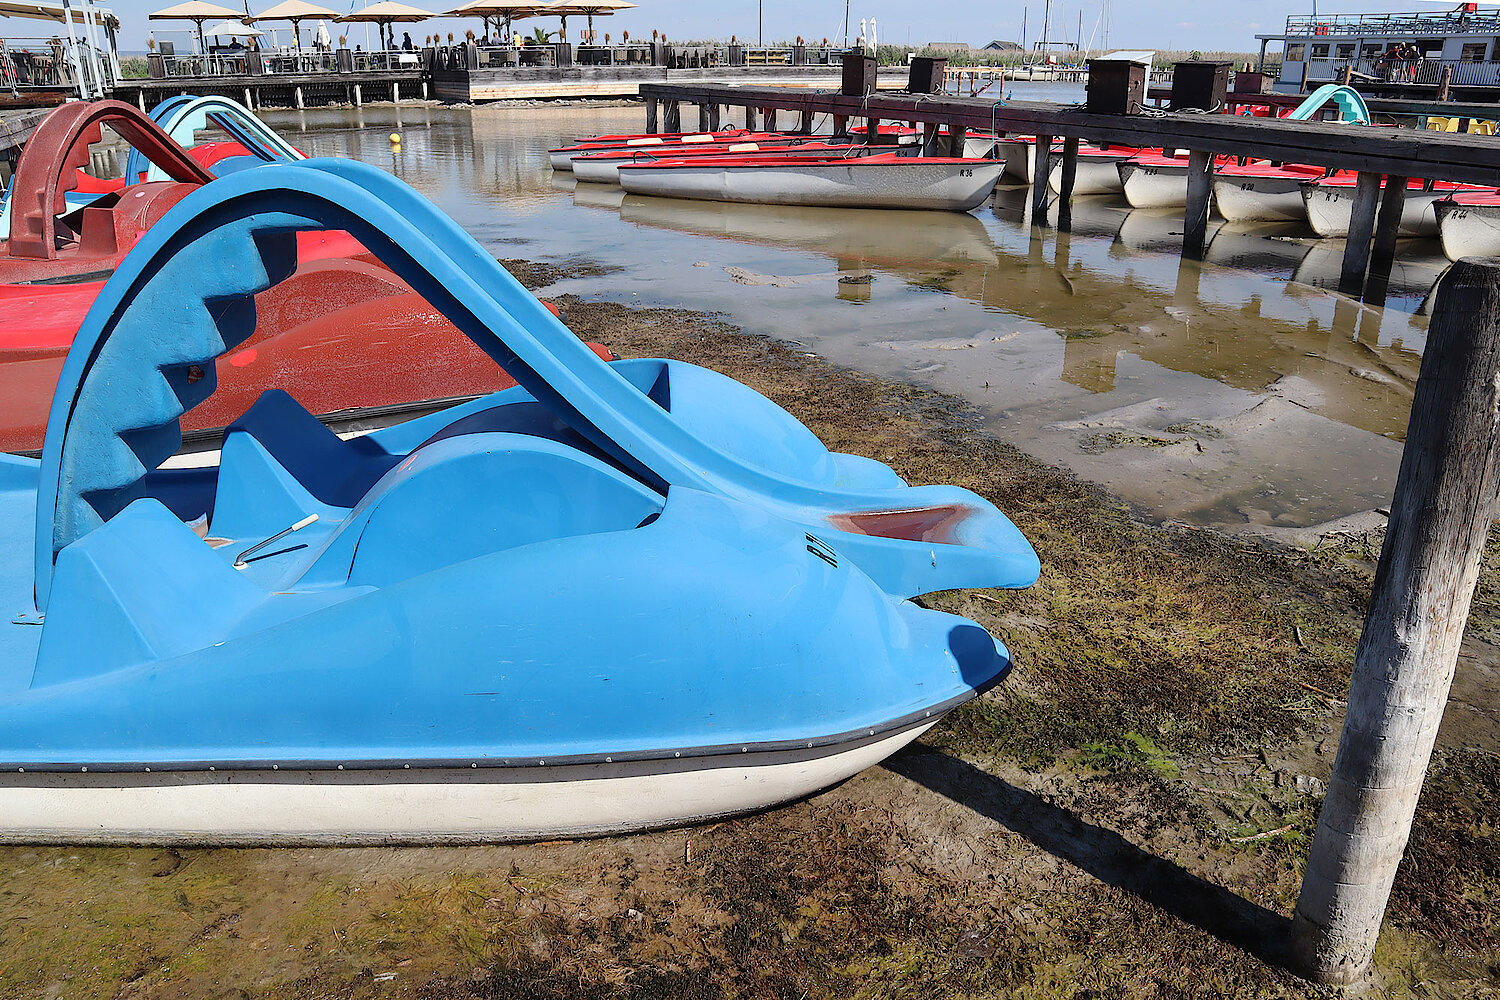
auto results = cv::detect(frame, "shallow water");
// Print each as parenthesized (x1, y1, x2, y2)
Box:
(254, 102, 1434, 533)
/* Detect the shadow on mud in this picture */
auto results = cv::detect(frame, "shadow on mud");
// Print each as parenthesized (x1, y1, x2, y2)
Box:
(884, 747, 1292, 966)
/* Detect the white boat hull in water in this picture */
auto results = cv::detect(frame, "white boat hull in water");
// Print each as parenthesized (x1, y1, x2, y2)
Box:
(1047, 156, 1128, 196)
(1118, 161, 1192, 209)
(1436, 199, 1500, 260)
(1301, 182, 1443, 238)
(1000, 140, 1035, 182)
(0, 722, 936, 845)
(618, 160, 1003, 211)
(1212, 175, 1309, 222)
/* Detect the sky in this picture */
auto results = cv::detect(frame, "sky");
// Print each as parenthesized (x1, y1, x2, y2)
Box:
(0, 0, 1483, 55)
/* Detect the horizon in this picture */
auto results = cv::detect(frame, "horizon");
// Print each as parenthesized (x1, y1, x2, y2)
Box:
(0, 1, 1485, 57)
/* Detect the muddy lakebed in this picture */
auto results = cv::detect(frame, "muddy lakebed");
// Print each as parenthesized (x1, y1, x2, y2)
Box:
(0, 104, 1495, 997)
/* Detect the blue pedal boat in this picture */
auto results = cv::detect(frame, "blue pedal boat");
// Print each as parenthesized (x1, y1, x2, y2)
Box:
(0, 160, 1039, 845)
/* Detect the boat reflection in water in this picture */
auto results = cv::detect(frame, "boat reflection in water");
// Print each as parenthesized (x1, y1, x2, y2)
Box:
(599, 184, 1432, 531)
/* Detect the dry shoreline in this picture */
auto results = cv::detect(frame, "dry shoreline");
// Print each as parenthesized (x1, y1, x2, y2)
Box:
(0, 277, 1493, 998)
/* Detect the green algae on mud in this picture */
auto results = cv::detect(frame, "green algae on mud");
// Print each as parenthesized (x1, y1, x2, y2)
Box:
(0, 288, 1494, 998)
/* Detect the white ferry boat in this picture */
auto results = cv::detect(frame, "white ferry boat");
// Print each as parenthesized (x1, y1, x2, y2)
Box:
(1255, 4, 1500, 91)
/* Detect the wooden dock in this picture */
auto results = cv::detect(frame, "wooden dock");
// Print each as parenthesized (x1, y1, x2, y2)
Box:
(637, 81, 1500, 297)
(109, 71, 426, 111)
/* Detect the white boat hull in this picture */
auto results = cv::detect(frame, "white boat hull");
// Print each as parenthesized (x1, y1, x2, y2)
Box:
(1119, 161, 1192, 209)
(1212, 175, 1309, 222)
(1301, 183, 1443, 238)
(1437, 200, 1500, 260)
(1047, 156, 1127, 196)
(0, 722, 936, 845)
(963, 135, 997, 159)
(618, 161, 1002, 211)
(1000, 140, 1035, 182)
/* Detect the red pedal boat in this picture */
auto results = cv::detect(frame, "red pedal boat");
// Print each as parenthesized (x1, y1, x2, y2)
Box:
(1, 101, 610, 453)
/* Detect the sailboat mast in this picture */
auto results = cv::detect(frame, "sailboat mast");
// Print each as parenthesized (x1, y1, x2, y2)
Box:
(1041, 0, 1051, 57)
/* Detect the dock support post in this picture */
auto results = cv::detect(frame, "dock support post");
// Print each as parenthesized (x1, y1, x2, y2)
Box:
(745, 105, 757, 130)
(294, 86, 304, 109)
(1438, 64, 1454, 101)
(699, 103, 712, 131)
(422, 80, 428, 99)
(833, 114, 848, 136)
(664, 101, 681, 132)
(244, 87, 253, 109)
(765, 108, 777, 131)
(1339, 171, 1383, 295)
(798, 108, 813, 134)
(645, 97, 658, 133)
(353, 84, 362, 107)
(1365, 174, 1409, 302)
(922, 121, 939, 153)
(1031, 135, 1053, 226)
(393, 81, 401, 104)
(1057, 135, 1079, 231)
(947, 124, 967, 158)
(1182, 150, 1213, 260)
(1291, 258, 1500, 985)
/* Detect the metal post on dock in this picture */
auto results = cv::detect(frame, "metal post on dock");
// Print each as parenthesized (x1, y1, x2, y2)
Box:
(1032, 134, 1054, 226)
(1291, 258, 1500, 985)
(1057, 136, 1079, 231)
(1339, 172, 1383, 295)
(645, 98, 658, 133)
(1182, 151, 1213, 259)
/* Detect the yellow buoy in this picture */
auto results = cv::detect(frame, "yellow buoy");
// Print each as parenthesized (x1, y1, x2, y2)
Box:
(389, 132, 401, 144)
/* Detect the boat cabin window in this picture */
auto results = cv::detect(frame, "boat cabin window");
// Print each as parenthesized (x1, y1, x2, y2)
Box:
(1361, 43, 1383, 59)
(1285, 43, 1305, 62)
(1419, 39, 1444, 58)
(1336, 43, 1355, 60)
(1462, 41, 1489, 62)
(1310, 43, 1330, 60)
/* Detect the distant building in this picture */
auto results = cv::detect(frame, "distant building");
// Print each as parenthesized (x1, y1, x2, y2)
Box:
(982, 39, 1022, 51)
(925, 42, 972, 53)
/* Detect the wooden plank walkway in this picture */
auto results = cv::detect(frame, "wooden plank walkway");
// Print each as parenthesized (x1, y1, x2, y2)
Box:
(637, 82, 1500, 297)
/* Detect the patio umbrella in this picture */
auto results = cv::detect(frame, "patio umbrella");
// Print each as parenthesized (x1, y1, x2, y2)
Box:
(253, 0, 338, 50)
(202, 19, 263, 36)
(442, 0, 551, 42)
(148, 0, 245, 53)
(542, 0, 636, 45)
(336, 0, 431, 50)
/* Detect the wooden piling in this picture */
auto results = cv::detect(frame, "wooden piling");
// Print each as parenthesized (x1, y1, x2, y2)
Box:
(393, 81, 401, 104)
(765, 108, 777, 131)
(1339, 171, 1383, 295)
(833, 114, 848, 136)
(798, 108, 813, 134)
(1057, 136, 1080, 231)
(645, 98, 658, 133)
(745, 105, 758, 130)
(664, 101, 681, 132)
(948, 124, 967, 158)
(1182, 150, 1213, 259)
(1291, 258, 1500, 984)
(295, 86, 304, 109)
(708, 104, 721, 131)
(699, 103, 711, 131)
(1367, 174, 1408, 284)
(922, 121, 940, 153)
(1032, 134, 1054, 226)
(1438, 64, 1454, 102)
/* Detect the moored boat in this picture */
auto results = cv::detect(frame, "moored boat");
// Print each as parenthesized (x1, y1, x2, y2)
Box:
(1046, 144, 1153, 196)
(549, 130, 787, 171)
(0, 159, 1037, 844)
(1211, 162, 1330, 222)
(1435, 191, 1500, 260)
(571, 139, 862, 184)
(1117, 152, 1200, 209)
(1301, 175, 1480, 238)
(617, 153, 1003, 211)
